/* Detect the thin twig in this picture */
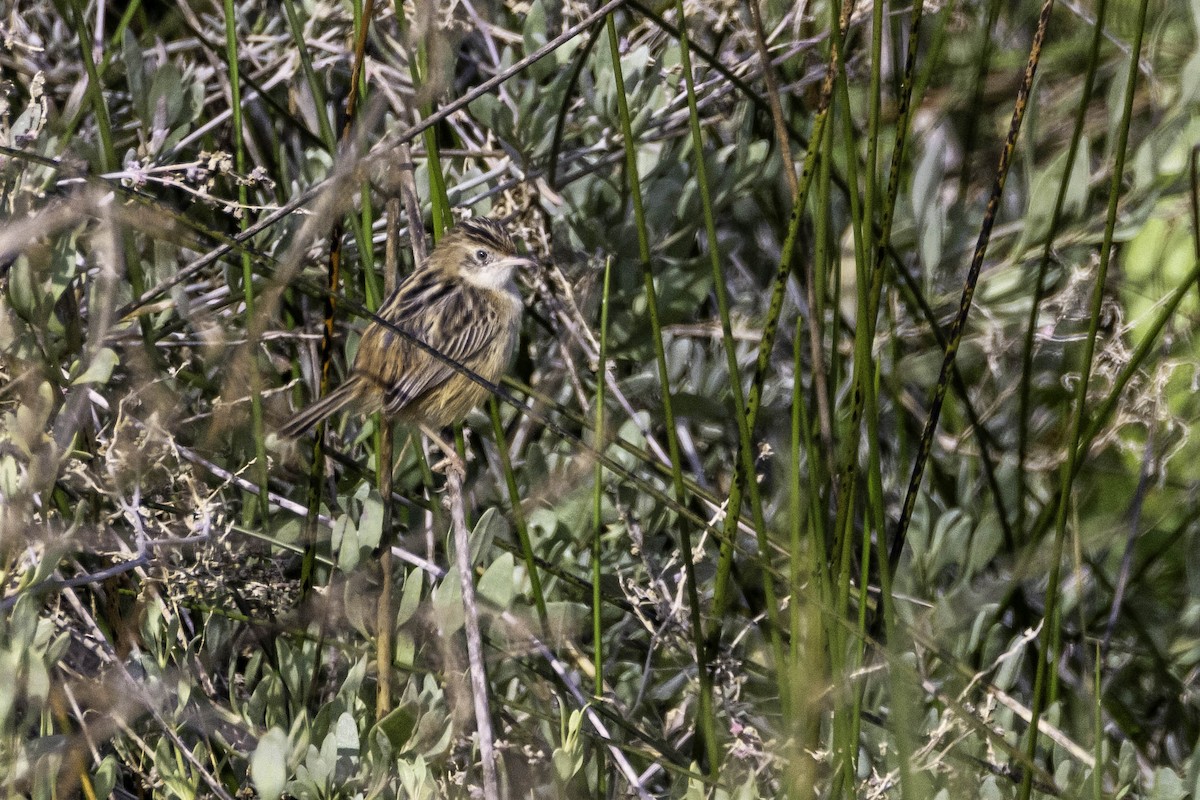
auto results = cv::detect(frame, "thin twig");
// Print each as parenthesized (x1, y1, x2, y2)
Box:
(441, 460, 499, 800)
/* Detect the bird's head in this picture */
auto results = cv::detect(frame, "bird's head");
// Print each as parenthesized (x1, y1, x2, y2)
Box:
(436, 217, 536, 290)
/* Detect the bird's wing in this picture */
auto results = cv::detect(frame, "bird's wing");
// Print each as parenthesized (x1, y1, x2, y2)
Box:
(357, 272, 507, 415)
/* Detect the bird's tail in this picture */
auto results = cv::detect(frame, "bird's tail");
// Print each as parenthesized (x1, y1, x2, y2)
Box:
(279, 381, 361, 438)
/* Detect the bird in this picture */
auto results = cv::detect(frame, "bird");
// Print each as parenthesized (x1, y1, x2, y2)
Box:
(279, 217, 533, 462)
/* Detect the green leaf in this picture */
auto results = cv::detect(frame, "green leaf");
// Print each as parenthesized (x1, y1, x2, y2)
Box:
(92, 755, 119, 799)
(0, 455, 18, 499)
(477, 552, 516, 611)
(250, 727, 290, 800)
(339, 656, 368, 699)
(357, 490, 383, 551)
(545, 602, 588, 642)
(148, 64, 185, 128)
(412, 709, 454, 759)
(276, 638, 305, 702)
(431, 568, 463, 637)
(374, 703, 418, 751)
(312, 727, 337, 785)
(71, 348, 119, 385)
(1149, 768, 1187, 800)
(523, 0, 547, 54)
(395, 629, 415, 667)
(333, 514, 360, 572)
(552, 745, 582, 783)
(123, 30, 146, 115)
(469, 507, 507, 564)
(334, 711, 359, 752)
(396, 568, 425, 627)
(27, 539, 74, 587)
(7, 255, 40, 320)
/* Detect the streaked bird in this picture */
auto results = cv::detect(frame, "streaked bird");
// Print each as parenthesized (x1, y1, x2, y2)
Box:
(281, 217, 533, 449)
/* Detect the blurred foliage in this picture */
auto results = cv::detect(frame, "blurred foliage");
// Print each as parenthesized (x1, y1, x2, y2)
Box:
(1, 0, 1200, 797)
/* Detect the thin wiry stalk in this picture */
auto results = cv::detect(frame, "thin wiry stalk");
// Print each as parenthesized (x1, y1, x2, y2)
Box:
(285, 0, 338, 605)
(603, 11, 719, 773)
(283, 0, 344, 712)
(374, 393, 395, 718)
(52, 0, 142, 162)
(348, 0, 381, 310)
(744, 0, 799, 201)
(826, 0, 869, 642)
(864, 0, 884, 263)
(673, 0, 788, 723)
(548, 19, 605, 190)
(807, 18, 852, 796)
(867, 0, 927, 330)
(221, 0, 270, 521)
(628, 0, 814, 149)
(1092, 643, 1103, 800)
(590, 256, 612, 797)
(734, 0, 842, 523)
(1192, 147, 1200, 266)
(789, 315, 826, 800)
(857, 0, 895, 660)
(812, 93, 836, 487)
(374, 215, 418, 718)
(826, 0, 874, 785)
(1021, 0, 1149, 793)
(282, 0, 337, 151)
(881, 255, 1014, 548)
(67, 0, 115, 174)
(369, 187, 409, 721)
(488, 399, 548, 633)
(890, 0, 1055, 573)
(862, 21, 934, 756)
(1016, 0, 1109, 539)
(910, 0, 955, 106)
(358, 185, 381, 311)
(958, 0, 1005, 199)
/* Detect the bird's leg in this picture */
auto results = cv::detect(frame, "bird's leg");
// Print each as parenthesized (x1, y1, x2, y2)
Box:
(419, 423, 465, 478)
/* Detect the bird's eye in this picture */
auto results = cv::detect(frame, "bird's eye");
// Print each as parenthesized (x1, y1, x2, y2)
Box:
(475, 249, 489, 262)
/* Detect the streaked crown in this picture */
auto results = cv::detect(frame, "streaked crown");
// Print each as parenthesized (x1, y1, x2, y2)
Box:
(449, 217, 518, 257)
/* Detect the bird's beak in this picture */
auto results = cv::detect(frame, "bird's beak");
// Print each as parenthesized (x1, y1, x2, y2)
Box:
(498, 254, 538, 272)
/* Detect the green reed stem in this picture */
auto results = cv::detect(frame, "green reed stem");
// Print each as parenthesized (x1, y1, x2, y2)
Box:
(605, 10, 718, 774)
(1016, 0, 1108, 539)
(490, 399, 548, 635)
(674, 0, 788, 705)
(282, 0, 337, 151)
(220, 0, 269, 522)
(590, 256, 612, 798)
(1020, 0, 1148, 795)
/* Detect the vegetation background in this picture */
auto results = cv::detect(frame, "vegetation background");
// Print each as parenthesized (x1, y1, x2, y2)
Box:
(1, 0, 1198, 797)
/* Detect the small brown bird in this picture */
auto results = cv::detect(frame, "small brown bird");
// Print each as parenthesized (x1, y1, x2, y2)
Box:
(280, 217, 533, 444)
